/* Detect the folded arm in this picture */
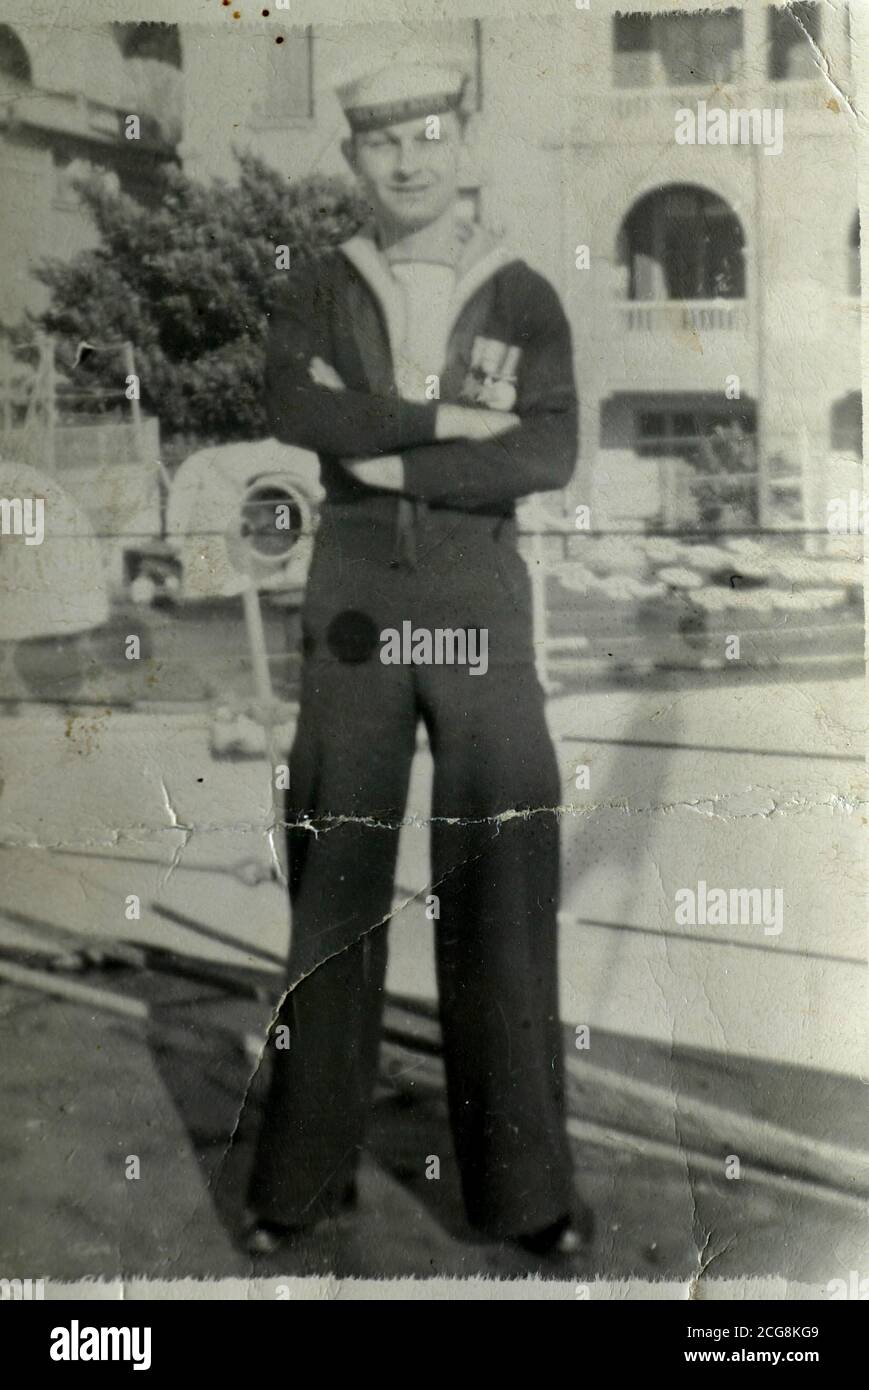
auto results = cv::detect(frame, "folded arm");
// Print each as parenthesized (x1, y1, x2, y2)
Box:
(265, 270, 516, 456)
(264, 272, 433, 454)
(343, 278, 579, 506)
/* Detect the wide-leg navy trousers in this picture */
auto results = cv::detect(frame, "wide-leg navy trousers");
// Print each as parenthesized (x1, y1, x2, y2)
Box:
(248, 500, 573, 1239)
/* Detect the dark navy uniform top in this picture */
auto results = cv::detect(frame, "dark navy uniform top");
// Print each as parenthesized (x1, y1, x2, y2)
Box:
(264, 225, 579, 516)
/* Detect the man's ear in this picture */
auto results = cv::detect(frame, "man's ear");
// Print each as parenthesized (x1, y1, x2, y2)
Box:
(340, 136, 358, 173)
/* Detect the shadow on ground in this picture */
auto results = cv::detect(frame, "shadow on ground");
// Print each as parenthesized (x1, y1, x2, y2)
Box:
(0, 956, 865, 1283)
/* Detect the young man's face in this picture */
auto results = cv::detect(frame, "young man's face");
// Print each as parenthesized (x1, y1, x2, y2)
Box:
(344, 110, 464, 234)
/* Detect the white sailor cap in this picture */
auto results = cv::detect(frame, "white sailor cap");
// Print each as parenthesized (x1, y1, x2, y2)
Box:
(336, 58, 469, 133)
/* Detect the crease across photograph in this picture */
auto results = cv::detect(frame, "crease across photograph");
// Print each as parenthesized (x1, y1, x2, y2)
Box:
(0, 0, 866, 1302)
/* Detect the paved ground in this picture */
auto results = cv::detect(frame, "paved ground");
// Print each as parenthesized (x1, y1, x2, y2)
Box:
(2, 671, 862, 1069)
(0, 645, 865, 1285)
(1, 974, 865, 1284)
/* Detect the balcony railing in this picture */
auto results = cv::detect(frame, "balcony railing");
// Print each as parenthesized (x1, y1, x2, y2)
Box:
(610, 77, 830, 122)
(552, 78, 837, 146)
(620, 301, 750, 334)
(0, 82, 180, 148)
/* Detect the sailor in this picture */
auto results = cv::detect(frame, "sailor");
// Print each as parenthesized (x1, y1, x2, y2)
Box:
(246, 53, 589, 1259)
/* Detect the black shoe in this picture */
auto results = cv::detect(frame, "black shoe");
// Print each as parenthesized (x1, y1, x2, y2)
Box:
(246, 1179, 359, 1256)
(514, 1206, 594, 1258)
(246, 1219, 306, 1257)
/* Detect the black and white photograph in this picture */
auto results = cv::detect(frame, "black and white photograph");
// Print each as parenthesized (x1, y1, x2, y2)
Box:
(0, 0, 866, 1311)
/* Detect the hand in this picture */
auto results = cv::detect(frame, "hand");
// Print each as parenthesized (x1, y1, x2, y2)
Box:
(341, 456, 404, 492)
(477, 379, 518, 412)
(309, 356, 346, 390)
(435, 403, 520, 441)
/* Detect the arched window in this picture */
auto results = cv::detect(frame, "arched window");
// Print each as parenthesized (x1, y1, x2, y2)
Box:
(112, 21, 182, 70)
(617, 185, 745, 301)
(0, 25, 32, 87)
(848, 212, 860, 298)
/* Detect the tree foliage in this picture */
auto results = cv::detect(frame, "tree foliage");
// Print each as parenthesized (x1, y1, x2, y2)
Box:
(36, 154, 367, 444)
